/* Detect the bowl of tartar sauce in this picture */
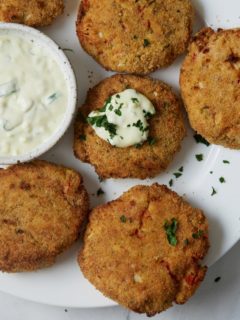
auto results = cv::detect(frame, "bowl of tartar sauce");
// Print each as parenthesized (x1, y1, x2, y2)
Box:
(0, 23, 77, 165)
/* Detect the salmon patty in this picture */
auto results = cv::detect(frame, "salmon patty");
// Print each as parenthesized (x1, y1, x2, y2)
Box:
(74, 74, 186, 180)
(77, 0, 194, 74)
(0, 0, 64, 26)
(0, 160, 89, 272)
(180, 28, 240, 149)
(79, 184, 209, 316)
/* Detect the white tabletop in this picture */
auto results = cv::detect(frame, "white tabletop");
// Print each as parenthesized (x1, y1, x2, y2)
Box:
(0, 239, 239, 320)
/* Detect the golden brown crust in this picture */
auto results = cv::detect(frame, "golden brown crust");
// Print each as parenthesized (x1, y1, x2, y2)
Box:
(0, 160, 89, 272)
(74, 74, 186, 179)
(79, 184, 209, 316)
(0, 0, 64, 26)
(76, 0, 194, 74)
(180, 27, 240, 149)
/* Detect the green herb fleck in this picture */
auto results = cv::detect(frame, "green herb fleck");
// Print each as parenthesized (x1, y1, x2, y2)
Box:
(173, 172, 182, 178)
(127, 124, 131, 127)
(210, 171, 213, 174)
(147, 136, 156, 146)
(97, 188, 104, 196)
(131, 98, 139, 104)
(164, 218, 178, 246)
(178, 166, 184, 172)
(223, 160, 230, 164)
(219, 177, 225, 183)
(184, 239, 189, 246)
(116, 94, 120, 98)
(79, 134, 86, 141)
(196, 154, 203, 161)
(211, 187, 217, 196)
(194, 134, 210, 146)
(135, 143, 142, 149)
(214, 276, 221, 283)
(143, 39, 150, 47)
(133, 119, 145, 132)
(120, 215, 127, 223)
(192, 230, 204, 239)
(169, 179, 173, 187)
(87, 114, 117, 138)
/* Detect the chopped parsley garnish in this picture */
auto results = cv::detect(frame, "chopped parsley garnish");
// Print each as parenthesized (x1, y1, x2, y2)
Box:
(133, 119, 145, 132)
(79, 134, 86, 141)
(184, 239, 189, 246)
(127, 124, 131, 127)
(114, 103, 123, 116)
(173, 172, 182, 178)
(131, 98, 139, 104)
(143, 39, 150, 47)
(178, 166, 184, 172)
(219, 177, 226, 183)
(147, 136, 156, 146)
(211, 187, 217, 196)
(100, 96, 112, 112)
(223, 160, 230, 164)
(135, 143, 142, 148)
(210, 171, 213, 174)
(195, 154, 203, 161)
(214, 276, 221, 283)
(194, 134, 210, 146)
(192, 230, 204, 239)
(169, 179, 173, 187)
(164, 218, 178, 246)
(116, 94, 120, 98)
(120, 215, 127, 223)
(87, 114, 117, 138)
(97, 188, 104, 196)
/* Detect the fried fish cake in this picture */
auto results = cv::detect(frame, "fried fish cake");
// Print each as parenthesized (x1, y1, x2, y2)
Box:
(77, 0, 194, 74)
(74, 74, 186, 180)
(0, 160, 89, 272)
(180, 28, 240, 149)
(0, 0, 64, 26)
(79, 184, 209, 316)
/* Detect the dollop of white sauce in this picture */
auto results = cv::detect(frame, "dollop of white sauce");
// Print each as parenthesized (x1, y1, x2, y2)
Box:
(0, 34, 68, 157)
(87, 89, 155, 148)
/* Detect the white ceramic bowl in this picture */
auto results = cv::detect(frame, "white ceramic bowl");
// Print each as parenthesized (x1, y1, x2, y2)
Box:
(0, 23, 77, 165)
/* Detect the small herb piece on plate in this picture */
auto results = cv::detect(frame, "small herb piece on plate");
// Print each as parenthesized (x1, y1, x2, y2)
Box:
(184, 239, 189, 246)
(173, 172, 182, 178)
(178, 166, 184, 172)
(164, 218, 178, 246)
(193, 134, 210, 146)
(97, 188, 104, 196)
(214, 276, 221, 283)
(223, 160, 230, 164)
(211, 187, 217, 196)
(169, 179, 173, 187)
(219, 177, 226, 183)
(195, 154, 203, 161)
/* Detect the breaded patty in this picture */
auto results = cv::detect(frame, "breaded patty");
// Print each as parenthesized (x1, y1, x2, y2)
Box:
(180, 28, 240, 149)
(77, 0, 194, 74)
(74, 74, 186, 180)
(79, 184, 209, 316)
(0, 160, 89, 272)
(0, 0, 64, 26)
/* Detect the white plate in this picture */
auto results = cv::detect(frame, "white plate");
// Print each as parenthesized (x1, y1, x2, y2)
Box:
(0, 0, 240, 309)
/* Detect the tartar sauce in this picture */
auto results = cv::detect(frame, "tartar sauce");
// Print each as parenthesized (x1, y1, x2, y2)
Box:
(87, 89, 156, 147)
(0, 34, 68, 157)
